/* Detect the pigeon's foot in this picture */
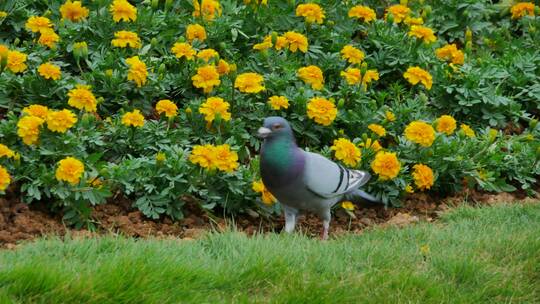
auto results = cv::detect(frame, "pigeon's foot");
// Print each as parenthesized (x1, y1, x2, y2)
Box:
(320, 227, 329, 240)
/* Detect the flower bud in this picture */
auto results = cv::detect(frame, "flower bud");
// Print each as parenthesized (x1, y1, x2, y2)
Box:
(386, 13, 394, 24)
(421, 5, 432, 17)
(360, 62, 368, 74)
(165, 0, 173, 9)
(271, 31, 279, 44)
(337, 98, 345, 109)
(177, 36, 186, 43)
(465, 28, 473, 42)
(185, 107, 192, 115)
(151, 0, 159, 10)
(400, 0, 408, 5)
(13, 38, 20, 46)
(0, 49, 8, 72)
(419, 92, 428, 104)
(488, 128, 498, 143)
(465, 41, 473, 52)
(529, 26, 536, 33)
(82, 113, 95, 124)
(105, 69, 113, 77)
(156, 152, 166, 163)
(151, 37, 159, 48)
(73, 41, 88, 59)
(158, 63, 166, 75)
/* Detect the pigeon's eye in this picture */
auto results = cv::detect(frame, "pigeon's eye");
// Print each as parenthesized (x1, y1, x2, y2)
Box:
(272, 123, 282, 130)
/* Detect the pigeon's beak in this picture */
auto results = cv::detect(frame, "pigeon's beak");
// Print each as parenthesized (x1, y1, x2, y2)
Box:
(257, 127, 272, 139)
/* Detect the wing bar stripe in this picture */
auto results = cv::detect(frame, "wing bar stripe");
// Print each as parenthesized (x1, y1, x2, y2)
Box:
(333, 164, 344, 193)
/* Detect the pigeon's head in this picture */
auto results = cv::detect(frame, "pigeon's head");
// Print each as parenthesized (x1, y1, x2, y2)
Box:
(257, 116, 294, 140)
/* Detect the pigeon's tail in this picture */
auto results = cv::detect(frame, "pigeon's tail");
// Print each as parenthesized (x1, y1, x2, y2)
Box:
(344, 189, 381, 207)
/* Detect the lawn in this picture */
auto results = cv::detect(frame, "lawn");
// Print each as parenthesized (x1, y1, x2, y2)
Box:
(0, 202, 539, 303)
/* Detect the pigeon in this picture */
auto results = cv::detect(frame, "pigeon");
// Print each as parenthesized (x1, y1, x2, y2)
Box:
(257, 116, 379, 240)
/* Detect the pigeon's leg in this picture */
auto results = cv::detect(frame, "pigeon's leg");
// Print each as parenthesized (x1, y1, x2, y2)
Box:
(320, 209, 331, 240)
(283, 205, 298, 233)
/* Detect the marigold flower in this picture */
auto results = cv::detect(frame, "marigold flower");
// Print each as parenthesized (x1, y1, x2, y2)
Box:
(341, 201, 355, 211)
(234, 72, 265, 93)
(60, 1, 89, 22)
(7, 50, 27, 73)
(38, 29, 60, 49)
(217, 59, 232, 75)
(510, 2, 535, 19)
(340, 68, 379, 89)
(371, 151, 400, 180)
(405, 184, 414, 193)
(38, 62, 61, 80)
(348, 5, 376, 22)
(110, 0, 137, 22)
(359, 138, 382, 152)
(274, 36, 288, 50)
(341, 45, 364, 64)
(68, 85, 97, 112)
(436, 115, 456, 135)
(126, 56, 147, 87)
(412, 164, 434, 191)
(385, 111, 396, 122)
(0, 144, 15, 159)
(122, 109, 145, 127)
(189, 144, 215, 169)
(46, 109, 77, 133)
(56, 157, 85, 185)
(197, 49, 219, 62)
(408, 25, 436, 44)
(156, 99, 178, 118)
(268, 96, 289, 110)
(404, 16, 423, 25)
(22, 105, 49, 119)
(199, 97, 231, 123)
(193, 0, 222, 21)
(186, 24, 207, 43)
(252, 180, 276, 205)
(435, 44, 464, 65)
(460, 124, 475, 138)
(17, 116, 44, 145)
(404, 121, 435, 147)
(283, 31, 308, 53)
(385, 4, 410, 23)
(192, 65, 221, 93)
(403, 66, 432, 90)
(0, 166, 10, 191)
(307, 97, 337, 126)
(213, 144, 239, 173)
(112, 31, 141, 48)
(298, 65, 324, 90)
(331, 138, 361, 167)
(25, 16, 52, 33)
(368, 124, 386, 137)
(253, 35, 273, 51)
(296, 3, 325, 24)
(171, 42, 196, 60)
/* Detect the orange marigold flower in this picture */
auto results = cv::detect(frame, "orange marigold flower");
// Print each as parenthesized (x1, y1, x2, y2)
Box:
(155, 99, 178, 118)
(296, 3, 325, 24)
(436, 115, 456, 135)
(171, 42, 196, 60)
(368, 124, 386, 137)
(38, 62, 61, 80)
(17, 116, 45, 145)
(110, 0, 137, 22)
(403, 66, 432, 90)
(385, 4, 410, 23)
(199, 97, 231, 123)
(111, 31, 141, 48)
(38, 29, 60, 49)
(340, 45, 365, 64)
(186, 24, 207, 43)
(408, 25, 437, 44)
(511, 2, 536, 19)
(283, 31, 309, 53)
(348, 5, 376, 22)
(268, 96, 289, 110)
(252, 180, 276, 205)
(193, 0, 222, 21)
(22, 105, 49, 119)
(298, 65, 324, 90)
(412, 164, 434, 191)
(60, 1, 89, 22)
(25, 16, 52, 33)
(121, 109, 145, 127)
(404, 121, 435, 147)
(371, 151, 401, 180)
(7, 50, 27, 73)
(435, 44, 465, 65)
(460, 124, 475, 138)
(55, 157, 85, 185)
(46, 109, 78, 133)
(191, 65, 221, 93)
(125, 56, 148, 87)
(197, 48, 219, 62)
(306, 97, 337, 126)
(0, 165, 11, 191)
(234, 72, 265, 93)
(331, 138, 361, 167)
(68, 85, 97, 112)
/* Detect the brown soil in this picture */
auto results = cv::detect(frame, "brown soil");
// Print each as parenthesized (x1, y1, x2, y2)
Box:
(1, 190, 539, 249)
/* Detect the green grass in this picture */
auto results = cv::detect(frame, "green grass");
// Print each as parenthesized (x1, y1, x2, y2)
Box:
(0, 203, 539, 304)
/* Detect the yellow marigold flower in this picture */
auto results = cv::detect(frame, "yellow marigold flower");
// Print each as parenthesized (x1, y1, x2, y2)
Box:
(55, 157, 85, 185)
(68, 85, 97, 112)
(385, 4, 411, 23)
(268, 96, 289, 110)
(274, 36, 288, 50)
(359, 138, 382, 152)
(37, 62, 61, 80)
(0, 144, 15, 159)
(0, 11, 7, 19)
(192, 65, 221, 93)
(362, 69, 379, 89)
(404, 121, 435, 147)
(252, 180, 276, 205)
(368, 124, 386, 137)
(189, 144, 215, 169)
(17, 116, 44, 145)
(348, 5, 376, 22)
(0, 166, 10, 191)
(155, 99, 178, 118)
(111, 31, 141, 48)
(253, 35, 273, 51)
(193, 0, 222, 21)
(385, 110, 396, 122)
(331, 138, 361, 167)
(7, 50, 28, 73)
(371, 151, 400, 180)
(110, 0, 137, 22)
(38, 29, 60, 49)
(217, 59, 231, 75)
(234, 72, 265, 93)
(46, 109, 77, 133)
(199, 97, 231, 122)
(171, 42, 196, 60)
(296, 3, 325, 24)
(341, 201, 355, 211)
(307, 97, 337, 126)
(126, 56, 147, 87)
(341, 68, 361, 85)
(341, 45, 365, 64)
(435, 44, 464, 65)
(511, 2, 535, 19)
(122, 109, 145, 127)
(403, 66, 432, 90)
(213, 144, 239, 173)
(22, 105, 49, 119)
(197, 48, 219, 62)
(405, 184, 414, 193)
(60, 1, 89, 22)
(25, 16, 52, 33)
(186, 24, 207, 43)
(436, 115, 456, 135)
(460, 124, 475, 138)
(283, 31, 309, 53)
(298, 65, 324, 90)
(412, 164, 434, 191)
(408, 25, 436, 44)
(404, 16, 423, 25)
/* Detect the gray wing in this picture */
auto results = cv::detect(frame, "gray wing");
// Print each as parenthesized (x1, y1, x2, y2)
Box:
(302, 151, 371, 199)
